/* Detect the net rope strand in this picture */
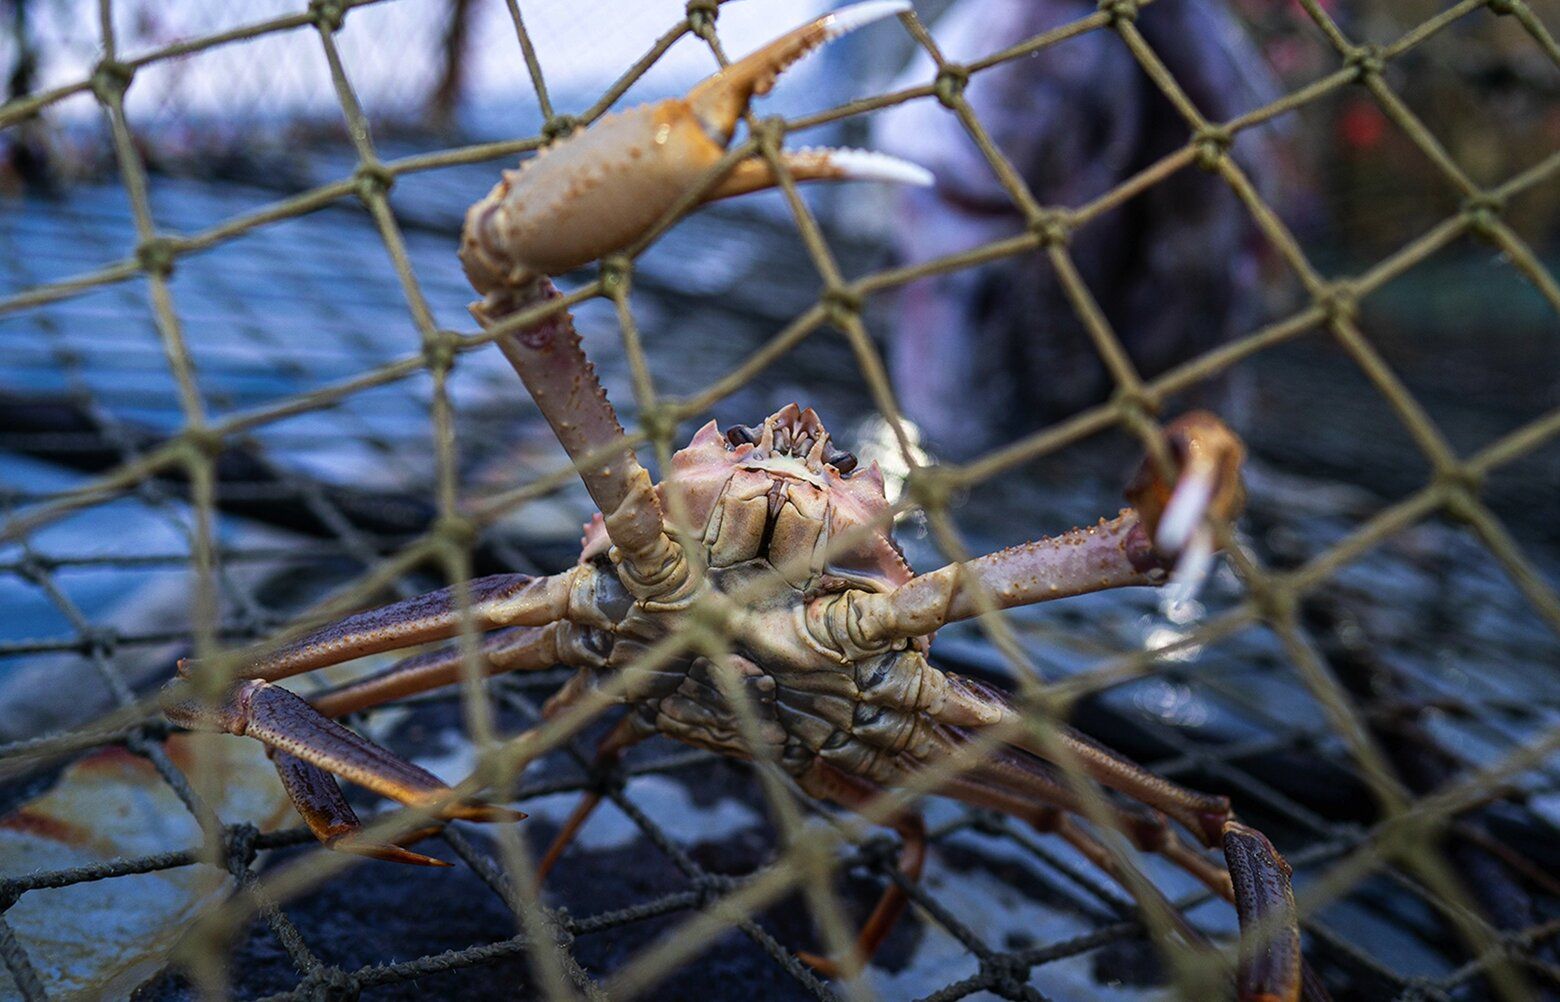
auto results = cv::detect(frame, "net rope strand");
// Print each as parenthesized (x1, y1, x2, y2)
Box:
(0, 0, 1558, 999)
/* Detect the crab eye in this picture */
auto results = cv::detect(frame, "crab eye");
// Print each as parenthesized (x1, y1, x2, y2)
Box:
(725, 424, 760, 448)
(824, 445, 858, 474)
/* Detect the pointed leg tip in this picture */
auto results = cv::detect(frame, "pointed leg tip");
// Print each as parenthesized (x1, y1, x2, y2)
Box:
(825, 0, 912, 38)
(812, 147, 934, 187)
(332, 838, 455, 868)
(796, 949, 859, 980)
(449, 802, 527, 823)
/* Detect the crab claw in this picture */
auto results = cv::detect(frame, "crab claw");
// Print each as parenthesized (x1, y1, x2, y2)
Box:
(1124, 411, 1246, 602)
(461, 1, 927, 295)
(688, 0, 914, 144)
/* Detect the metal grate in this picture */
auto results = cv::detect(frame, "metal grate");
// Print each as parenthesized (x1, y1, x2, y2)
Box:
(1, 0, 1559, 999)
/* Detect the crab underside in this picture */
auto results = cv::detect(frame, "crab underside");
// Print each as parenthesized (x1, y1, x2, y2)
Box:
(165, 4, 1316, 999)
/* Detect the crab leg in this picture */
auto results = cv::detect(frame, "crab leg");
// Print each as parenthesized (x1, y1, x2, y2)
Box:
(938, 735, 1302, 1002)
(180, 571, 576, 685)
(795, 759, 927, 979)
(164, 679, 523, 824)
(309, 622, 579, 719)
(535, 715, 648, 880)
(270, 751, 451, 867)
(165, 605, 588, 858)
(475, 279, 686, 598)
(946, 675, 1233, 848)
(841, 412, 1246, 648)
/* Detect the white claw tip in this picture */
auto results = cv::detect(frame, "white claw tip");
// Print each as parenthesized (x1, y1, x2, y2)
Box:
(824, 0, 913, 40)
(1164, 524, 1216, 611)
(1156, 467, 1215, 554)
(819, 147, 934, 187)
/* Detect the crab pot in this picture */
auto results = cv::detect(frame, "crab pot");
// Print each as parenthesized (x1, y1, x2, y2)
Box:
(1, 1, 1558, 1000)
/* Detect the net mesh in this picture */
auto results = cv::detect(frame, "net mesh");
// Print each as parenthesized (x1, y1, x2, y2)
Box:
(1, 0, 1558, 999)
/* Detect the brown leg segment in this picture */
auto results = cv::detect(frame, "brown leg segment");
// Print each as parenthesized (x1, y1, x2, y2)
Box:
(270, 751, 450, 867)
(846, 411, 1248, 648)
(473, 277, 684, 596)
(181, 571, 575, 684)
(937, 717, 1305, 1002)
(309, 622, 570, 719)
(165, 679, 523, 823)
(176, 622, 588, 865)
(796, 760, 927, 979)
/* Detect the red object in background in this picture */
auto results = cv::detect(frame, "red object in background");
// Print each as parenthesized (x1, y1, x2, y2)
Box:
(1338, 98, 1388, 152)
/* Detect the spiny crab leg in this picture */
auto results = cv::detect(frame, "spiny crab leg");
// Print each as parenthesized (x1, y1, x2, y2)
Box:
(309, 622, 579, 720)
(825, 412, 1246, 653)
(270, 751, 451, 867)
(461, 1, 930, 598)
(478, 279, 687, 599)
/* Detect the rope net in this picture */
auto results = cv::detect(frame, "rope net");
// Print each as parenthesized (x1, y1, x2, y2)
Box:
(1, 0, 1558, 999)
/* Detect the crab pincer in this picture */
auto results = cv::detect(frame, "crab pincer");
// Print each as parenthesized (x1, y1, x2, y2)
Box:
(459, 0, 931, 303)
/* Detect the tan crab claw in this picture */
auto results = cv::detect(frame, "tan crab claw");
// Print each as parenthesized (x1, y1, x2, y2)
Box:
(460, 0, 929, 298)
(688, 0, 914, 145)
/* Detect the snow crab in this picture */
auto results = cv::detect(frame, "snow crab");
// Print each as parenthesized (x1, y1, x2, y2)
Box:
(165, 4, 1308, 999)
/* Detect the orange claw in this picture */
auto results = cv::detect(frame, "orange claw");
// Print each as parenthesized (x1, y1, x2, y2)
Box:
(459, 1, 929, 299)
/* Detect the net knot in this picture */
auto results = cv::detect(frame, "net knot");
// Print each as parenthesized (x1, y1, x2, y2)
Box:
(1098, 0, 1141, 24)
(542, 114, 579, 143)
(1028, 208, 1072, 248)
(1193, 125, 1232, 171)
(686, 0, 721, 40)
(80, 626, 119, 657)
(1346, 44, 1385, 80)
(1485, 0, 1519, 15)
(599, 254, 633, 296)
(638, 402, 680, 446)
(980, 953, 1031, 996)
(1319, 281, 1358, 323)
(303, 966, 361, 1002)
(934, 64, 969, 109)
(1435, 465, 1483, 520)
(1461, 192, 1505, 242)
(821, 285, 862, 328)
(693, 873, 735, 907)
(224, 822, 261, 871)
(309, 0, 348, 33)
(422, 330, 457, 373)
(90, 60, 135, 103)
(182, 424, 226, 459)
(905, 464, 955, 513)
(136, 236, 177, 278)
(353, 162, 394, 202)
(433, 512, 478, 550)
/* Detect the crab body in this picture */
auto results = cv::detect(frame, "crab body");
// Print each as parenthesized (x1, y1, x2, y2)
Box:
(556, 404, 964, 790)
(164, 5, 1312, 998)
